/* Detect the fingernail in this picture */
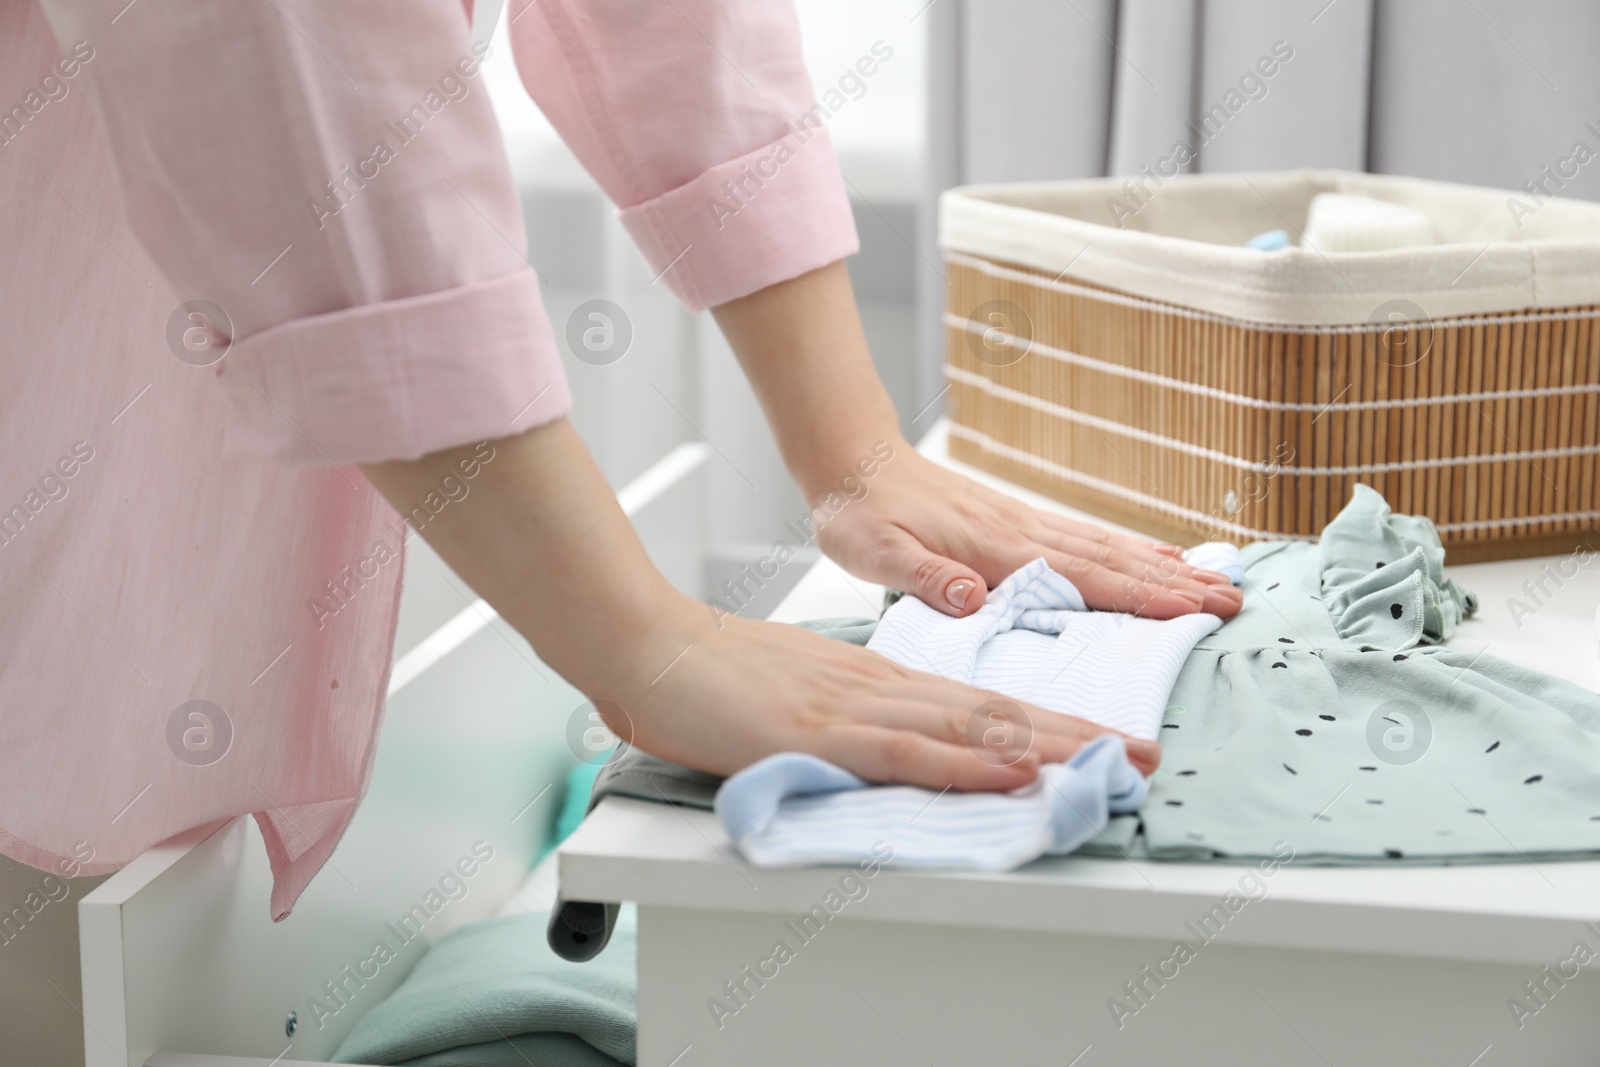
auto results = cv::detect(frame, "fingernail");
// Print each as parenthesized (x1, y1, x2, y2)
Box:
(1156, 543, 1185, 556)
(1009, 752, 1041, 779)
(1194, 569, 1232, 585)
(945, 579, 977, 611)
(1174, 588, 1206, 607)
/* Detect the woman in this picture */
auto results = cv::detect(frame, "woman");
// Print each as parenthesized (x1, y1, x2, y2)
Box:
(0, 0, 1239, 925)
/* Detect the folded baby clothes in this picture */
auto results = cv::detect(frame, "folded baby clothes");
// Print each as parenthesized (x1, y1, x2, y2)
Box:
(717, 735, 1146, 868)
(866, 557, 1228, 740)
(715, 554, 1238, 868)
(336, 908, 637, 1067)
(1135, 484, 1600, 864)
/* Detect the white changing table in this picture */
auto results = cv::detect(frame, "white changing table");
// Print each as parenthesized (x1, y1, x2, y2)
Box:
(560, 422, 1600, 1067)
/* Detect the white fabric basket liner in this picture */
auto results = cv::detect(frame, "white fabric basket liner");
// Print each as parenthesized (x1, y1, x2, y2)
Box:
(940, 169, 1600, 326)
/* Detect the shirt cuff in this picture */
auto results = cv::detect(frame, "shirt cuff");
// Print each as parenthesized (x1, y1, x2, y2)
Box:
(218, 268, 572, 464)
(618, 126, 860, 311)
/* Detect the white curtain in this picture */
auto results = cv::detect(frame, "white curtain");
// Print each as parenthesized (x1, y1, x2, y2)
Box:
(917, 0, 1600, 413)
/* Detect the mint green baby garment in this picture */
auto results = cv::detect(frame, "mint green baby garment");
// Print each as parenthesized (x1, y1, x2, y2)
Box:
(333, 908, 636, 1066)
(1135, 484, 1600, 863)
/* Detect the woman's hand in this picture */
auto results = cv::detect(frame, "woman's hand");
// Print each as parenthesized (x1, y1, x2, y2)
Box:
(599, 603, 1162, 791)
(713, 260, 1242, 623)
(814, 444, 1243, 620)
(363, 419, 1153, 794)
(364, 257, 1225, 795)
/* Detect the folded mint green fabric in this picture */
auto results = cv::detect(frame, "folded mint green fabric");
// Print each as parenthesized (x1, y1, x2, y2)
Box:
(1133, 484, 1600, 863)
(333, 908, 636, 1067)
(387, 1032, 620, 1067)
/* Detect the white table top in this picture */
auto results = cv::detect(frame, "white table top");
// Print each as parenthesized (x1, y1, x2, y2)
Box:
(561, 421, 1600, 968)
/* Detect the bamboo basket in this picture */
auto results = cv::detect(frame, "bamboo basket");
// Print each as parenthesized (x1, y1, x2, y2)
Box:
(940, 170, 1600, 561)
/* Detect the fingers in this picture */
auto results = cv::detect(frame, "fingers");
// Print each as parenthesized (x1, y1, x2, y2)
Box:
(820, 709, 1159, 791)
(1192, 576, 1243, 617)
(962, 693, 1163, 775)
(1001, 517, 1242, 618)
(869, 525, 989, 617)
(1032, 512, 1183, 557)
(974, 704, 1161, 775)
(1031, 526, 1211, 591)
(1119, 734, 1162, 776)
(1033, 549, 1205, 618)
(1030, 514, 1238, 585)
(836, 678, 1163, 782)
(1190, 568, 1234, 585)
(853, 685, 1086, 752)
(817, 723, 1042, 792)
(1062, 545, 1241, 618)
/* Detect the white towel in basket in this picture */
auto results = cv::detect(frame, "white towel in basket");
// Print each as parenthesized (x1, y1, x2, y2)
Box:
(1302, 193, 1434, 253)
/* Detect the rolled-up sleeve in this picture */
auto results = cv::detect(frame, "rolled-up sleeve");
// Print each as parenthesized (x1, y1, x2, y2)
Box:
(38, 0, 571, 464)
(509, 0, 861, 311)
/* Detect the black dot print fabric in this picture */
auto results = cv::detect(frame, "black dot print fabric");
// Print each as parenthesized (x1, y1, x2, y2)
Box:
(1090, 486, 1600, 866)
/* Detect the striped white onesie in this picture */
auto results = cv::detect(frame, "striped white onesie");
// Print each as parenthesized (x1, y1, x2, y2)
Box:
(867, 556, 1224, 740)
(715, 551, 1238, 869)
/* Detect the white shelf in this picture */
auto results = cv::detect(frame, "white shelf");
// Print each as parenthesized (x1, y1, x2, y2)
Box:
(563, 418, 1600, 974)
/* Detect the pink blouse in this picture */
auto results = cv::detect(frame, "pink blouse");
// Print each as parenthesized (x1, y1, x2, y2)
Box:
(1, 0, 857, 918)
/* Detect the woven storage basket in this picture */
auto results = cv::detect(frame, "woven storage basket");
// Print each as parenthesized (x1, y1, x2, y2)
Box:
(941, 169, 1600, 561)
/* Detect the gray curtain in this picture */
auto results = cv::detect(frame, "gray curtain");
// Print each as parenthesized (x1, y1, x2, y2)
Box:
(917, 0, 1600, 414)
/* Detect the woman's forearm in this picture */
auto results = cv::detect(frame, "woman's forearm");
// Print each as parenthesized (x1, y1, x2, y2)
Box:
(359, 418, 699, 701)
(359, 413, 1158, 790)
(367, 261, 895, 694)
(712, 260, 906, 501)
